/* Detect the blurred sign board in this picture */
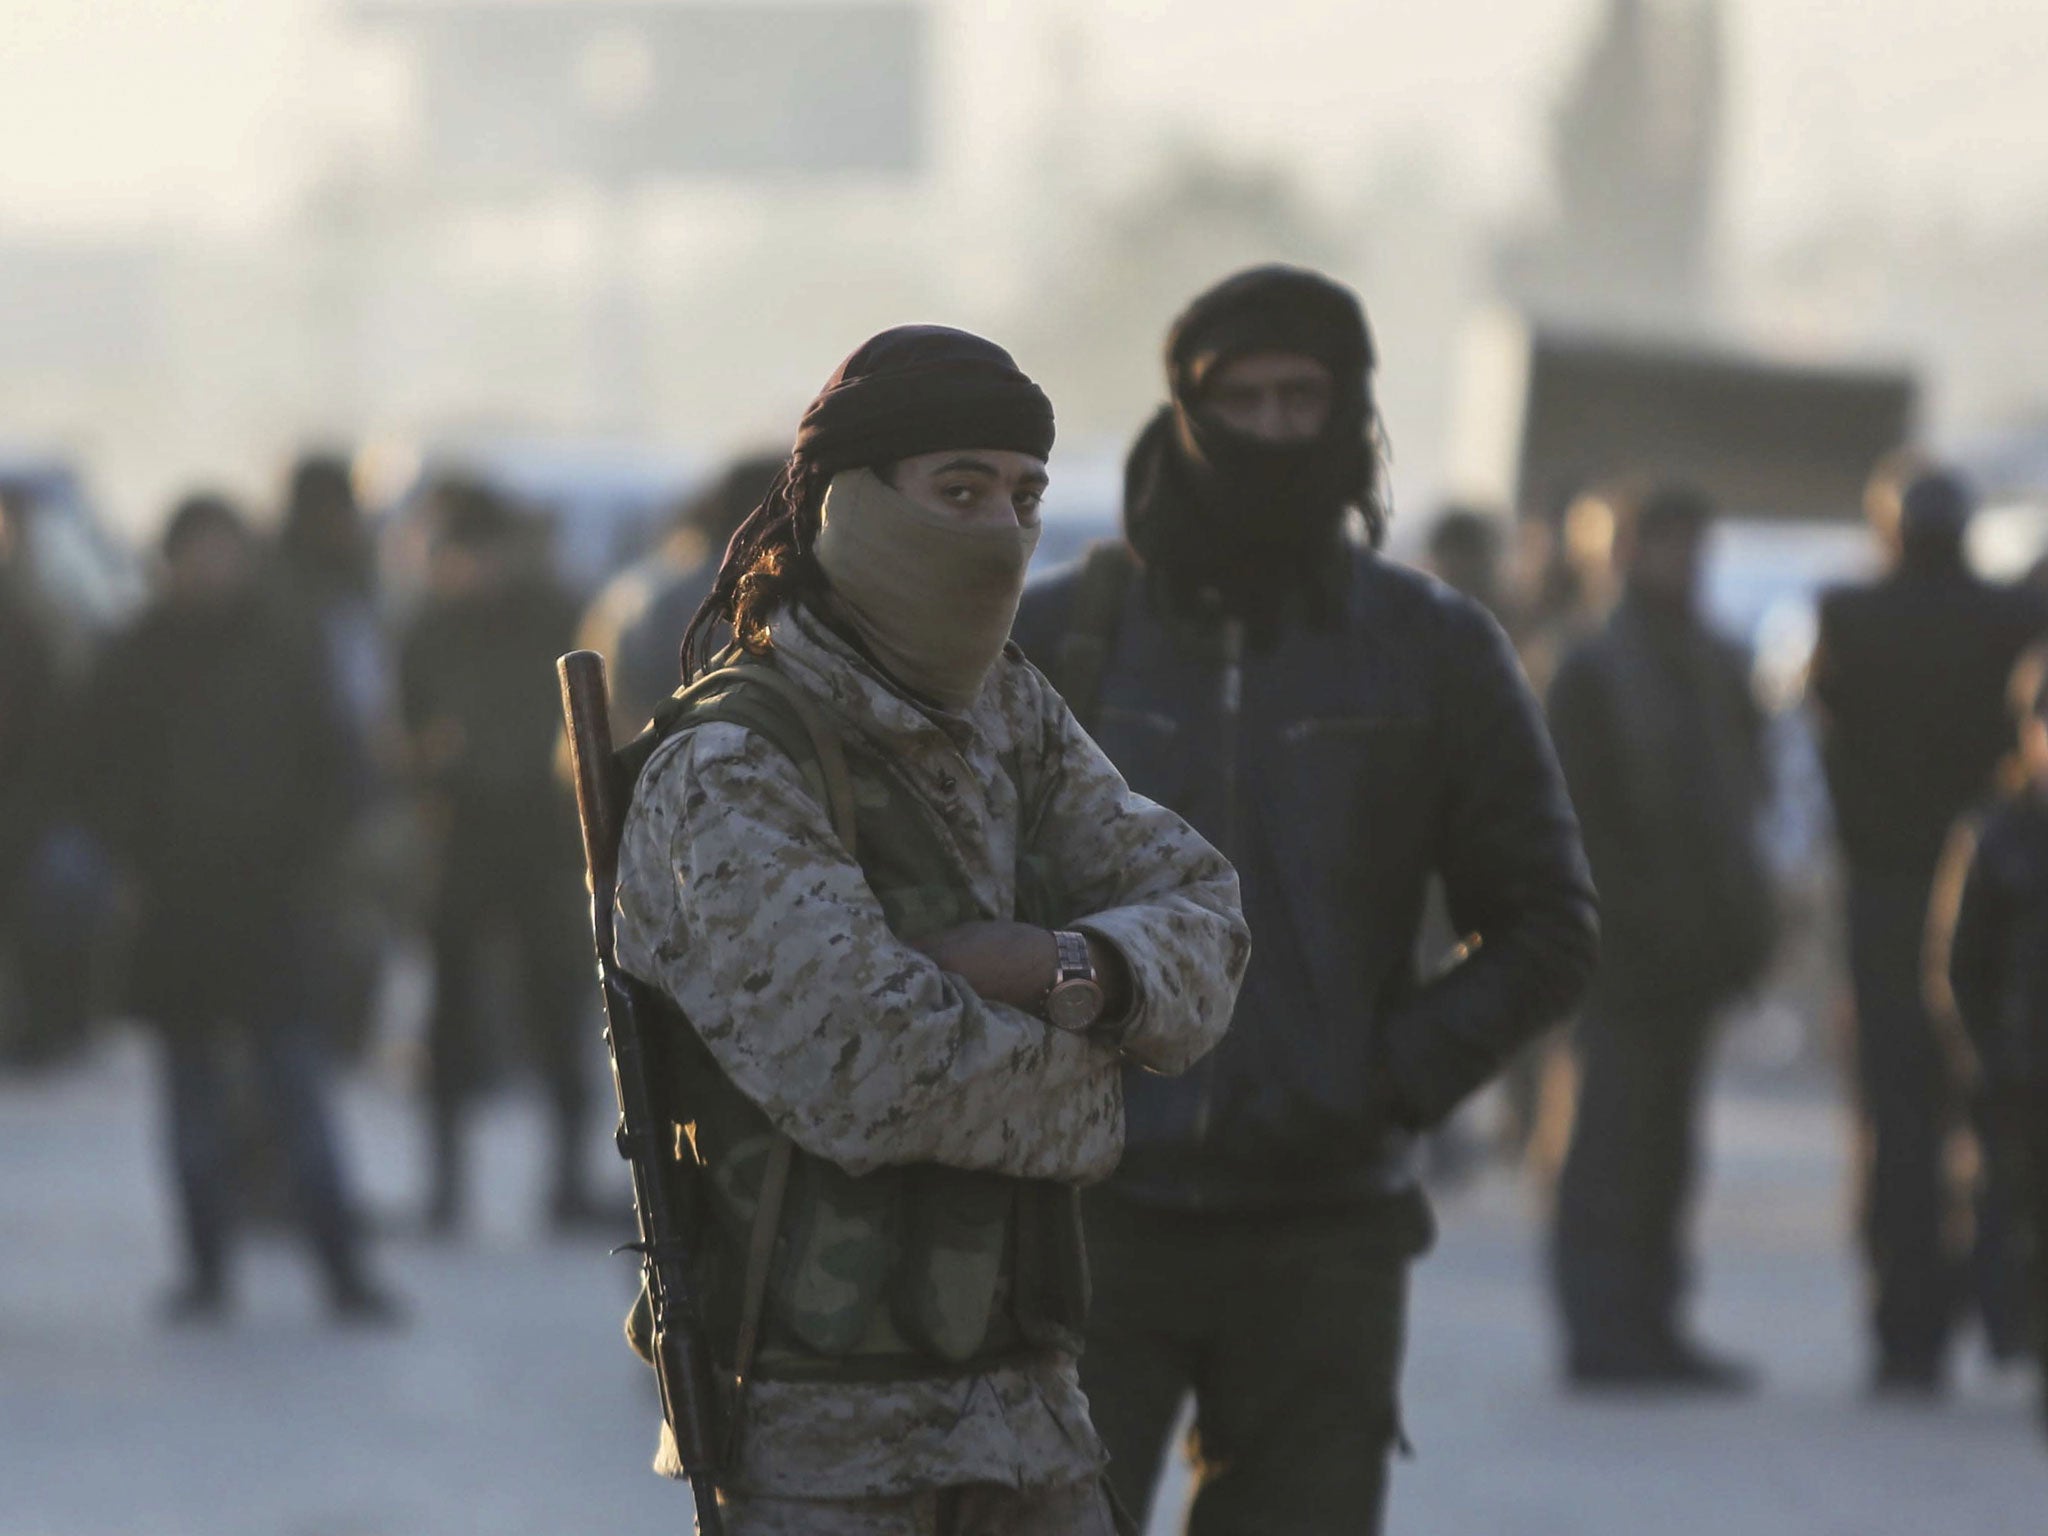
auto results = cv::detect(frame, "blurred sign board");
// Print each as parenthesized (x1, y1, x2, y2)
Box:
(354, 1, 927, 186)
(1449, 313, 1919, 521)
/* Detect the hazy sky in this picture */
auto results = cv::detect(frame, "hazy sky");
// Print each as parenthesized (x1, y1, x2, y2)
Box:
(0, 0, 2043, 250)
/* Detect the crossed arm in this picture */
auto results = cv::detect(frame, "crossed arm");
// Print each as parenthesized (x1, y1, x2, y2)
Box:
(612, 711, 1244, 1180)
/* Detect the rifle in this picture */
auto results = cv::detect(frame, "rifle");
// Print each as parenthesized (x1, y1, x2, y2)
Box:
(557, 649, 727, 1536)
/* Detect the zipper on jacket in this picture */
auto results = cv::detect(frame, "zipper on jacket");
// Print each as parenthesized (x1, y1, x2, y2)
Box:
(1192, 615, 1245, 1147)
(1216, 616, 1245, 864)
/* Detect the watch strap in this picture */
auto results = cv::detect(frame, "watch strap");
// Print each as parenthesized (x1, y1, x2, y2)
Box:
(1052, 928, 1094, 982)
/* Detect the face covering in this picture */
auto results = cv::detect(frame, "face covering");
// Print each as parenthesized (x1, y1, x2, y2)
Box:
(1172, 400, 1366, 551)
(813, 467, 1041, 712)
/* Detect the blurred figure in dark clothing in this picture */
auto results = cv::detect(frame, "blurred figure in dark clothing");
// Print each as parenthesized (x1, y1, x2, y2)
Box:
(1550, 483, 1774, 1390)
(1516, 485, 1623, 705)
(576, 450, 782, 734)
(1424, 504, 1512, 620)
(399, 479, 594, 1233)
(1811, 465, 2048, 1394)
(278, 452, 396, 1059)
(279, 452, 391, 766)
(0, 488, 69, 1063)
(1938, 666, 2048, 1435)
(1424, 504, 1563, 1170)
(84, 494, 397, 1324)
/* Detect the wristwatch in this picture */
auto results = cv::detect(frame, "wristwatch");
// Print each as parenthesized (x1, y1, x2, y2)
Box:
(1044, 930, 1107, 1033)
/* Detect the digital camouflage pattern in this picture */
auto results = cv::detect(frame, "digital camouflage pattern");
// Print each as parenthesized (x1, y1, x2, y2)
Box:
(614, 603, 1248, 1498)
(718, 1469, 1121, 1534)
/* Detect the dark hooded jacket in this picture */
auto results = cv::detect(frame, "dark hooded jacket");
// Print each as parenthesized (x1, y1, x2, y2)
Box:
(1014, 269, 1597, 1211)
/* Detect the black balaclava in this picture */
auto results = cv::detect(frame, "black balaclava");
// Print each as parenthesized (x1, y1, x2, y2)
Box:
(1124, 265, 1379, 629)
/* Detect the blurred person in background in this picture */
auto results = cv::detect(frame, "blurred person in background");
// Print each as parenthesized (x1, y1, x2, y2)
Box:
(1811, 464, 2048, 1395)
(398, 479, 595, 1234)
(1014, 266, 1598, 1534)
(278, 451, 393, 773)
(1423, 504, 1562, 1172)
(1935, 660, 2048, 1438)
(1926, 642, 2048, 1397)
(0, 485, 114, 1069)
(1423, 504, 1514, 626)
(277, 451, 395, 1059)
(82, 494, 397, 1324)
(0, 487, 65, 1064)
(1547, 484, 1775, 1391)
(576, 450, 782, 735)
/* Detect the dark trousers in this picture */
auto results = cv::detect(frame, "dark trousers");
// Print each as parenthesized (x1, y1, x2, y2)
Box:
(1845, 871, 1960, 1373)
(2023, 1095, 2048, 1395)
(1553, 997, 1712, 1363)
(1970, 1091, 2035, 1361)
(426, 840, 591, 1214)
(1977, 1085, 2048, 1385)
(1079, 1190, 1425, 1536)
(158, 1008, 363, 1293)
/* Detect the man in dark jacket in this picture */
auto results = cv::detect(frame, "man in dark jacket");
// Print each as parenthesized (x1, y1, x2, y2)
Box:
(1013, 266, 1598, 1534)
(399, 480, 594, 1232)
(1548, 483, 1774, 1388)
(1811, 466, 2048, 1393)
(85, 495, 396, 1323)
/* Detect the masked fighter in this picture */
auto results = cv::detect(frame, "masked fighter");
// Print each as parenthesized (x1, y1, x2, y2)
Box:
(612, 325, 1250, 1534)
(1015, 266, 1598, 1533)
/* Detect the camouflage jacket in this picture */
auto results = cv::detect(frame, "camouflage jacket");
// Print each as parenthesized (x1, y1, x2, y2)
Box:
(614, 603, 1248, 1497)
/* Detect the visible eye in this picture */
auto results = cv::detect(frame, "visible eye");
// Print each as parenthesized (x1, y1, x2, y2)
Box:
(941, 480, 980, 506)
(1015, 490, 1044, 520)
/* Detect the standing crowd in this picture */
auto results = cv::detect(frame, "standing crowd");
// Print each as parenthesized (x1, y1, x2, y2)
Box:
(2, 261, 2047, 1535)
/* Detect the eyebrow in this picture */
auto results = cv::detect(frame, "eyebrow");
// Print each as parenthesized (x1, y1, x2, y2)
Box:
(935, 456, 1048, 491)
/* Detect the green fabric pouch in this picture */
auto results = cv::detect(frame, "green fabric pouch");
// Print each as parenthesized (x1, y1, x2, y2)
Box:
(775, 1156, 902, 1357)
(891, 1165, 1014, 1362)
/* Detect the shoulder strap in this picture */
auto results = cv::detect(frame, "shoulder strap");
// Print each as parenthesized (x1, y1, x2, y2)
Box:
(617, 654, 847, 1392)
(1050, 541, 1137, 734)
(627, 656, 858, 857)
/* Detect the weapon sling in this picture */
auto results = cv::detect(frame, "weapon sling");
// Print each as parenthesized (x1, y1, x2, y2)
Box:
(559, 649, 858, 1529)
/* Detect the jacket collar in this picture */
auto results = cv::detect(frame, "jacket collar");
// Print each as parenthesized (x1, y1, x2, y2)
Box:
(764, 600, 994, 759)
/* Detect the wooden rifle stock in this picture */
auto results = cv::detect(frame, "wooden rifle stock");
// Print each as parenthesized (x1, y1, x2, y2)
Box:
(557, 649, 727, 1536)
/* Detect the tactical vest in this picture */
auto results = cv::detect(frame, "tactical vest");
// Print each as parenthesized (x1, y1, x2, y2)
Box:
(623, 653, 1089, 1384)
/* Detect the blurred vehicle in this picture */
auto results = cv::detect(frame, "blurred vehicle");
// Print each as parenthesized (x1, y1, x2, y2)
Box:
(365, 436, 708, 605)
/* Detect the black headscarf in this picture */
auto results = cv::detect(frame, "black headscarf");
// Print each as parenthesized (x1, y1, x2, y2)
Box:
(681, 325, 1053, 678)
(794, 325, 1054, 473)
(1124, 265, 1381, 629)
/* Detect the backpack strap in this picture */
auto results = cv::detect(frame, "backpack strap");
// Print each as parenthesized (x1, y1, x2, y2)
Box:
(631, 656, 858, 857)
(1050, 541, 1137, 733)
(619, 652, 855, 1392)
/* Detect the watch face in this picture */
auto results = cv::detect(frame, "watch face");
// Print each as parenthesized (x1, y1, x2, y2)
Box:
(1047, 979, 1105, 1033)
